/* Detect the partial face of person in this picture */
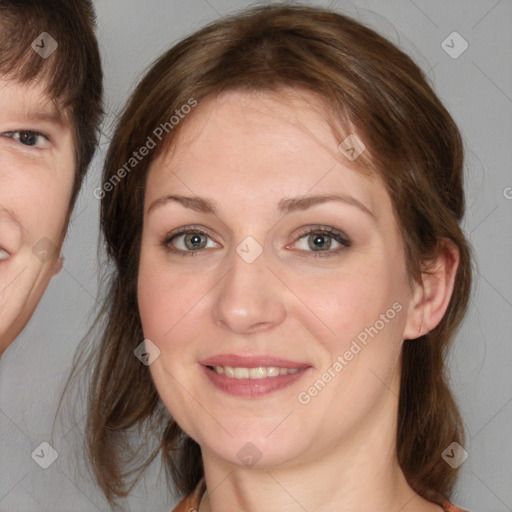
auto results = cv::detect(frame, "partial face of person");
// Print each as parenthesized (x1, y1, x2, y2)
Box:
(0, 78, 75, 353)
(138, 90, 418, 468)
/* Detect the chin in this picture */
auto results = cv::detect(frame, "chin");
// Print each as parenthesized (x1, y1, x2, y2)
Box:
(197, 422, 312, 470)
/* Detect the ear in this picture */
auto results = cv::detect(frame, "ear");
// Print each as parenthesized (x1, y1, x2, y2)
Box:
(403, 239, 460, 340)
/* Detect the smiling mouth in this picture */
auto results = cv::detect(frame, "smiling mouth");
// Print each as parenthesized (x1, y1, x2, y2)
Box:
(200, 354, 311, 397)
(207, 365, 300, 379)
(202, 363, 310, 397)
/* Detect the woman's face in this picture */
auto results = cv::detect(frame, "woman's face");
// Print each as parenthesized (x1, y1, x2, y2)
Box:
(138, 90, 418, 469)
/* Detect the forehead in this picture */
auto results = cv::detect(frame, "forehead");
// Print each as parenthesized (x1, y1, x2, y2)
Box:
(147, 90, 384, 214)
(0, 76, 69, 127)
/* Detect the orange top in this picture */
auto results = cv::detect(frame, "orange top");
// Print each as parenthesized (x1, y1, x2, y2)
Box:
(442, 503, 470, 512)
(171, 482, 470, 512)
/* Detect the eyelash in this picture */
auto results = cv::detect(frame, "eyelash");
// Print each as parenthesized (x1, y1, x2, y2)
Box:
(2, 130, 50, 149)
(161, 225, 352, 259)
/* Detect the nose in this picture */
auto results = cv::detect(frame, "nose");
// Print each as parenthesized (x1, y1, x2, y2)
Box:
(212, 243, 287, 335)
(0, 206, 24, 256)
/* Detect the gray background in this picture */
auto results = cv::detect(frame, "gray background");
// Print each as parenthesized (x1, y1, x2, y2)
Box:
(1, 0, 511, 510)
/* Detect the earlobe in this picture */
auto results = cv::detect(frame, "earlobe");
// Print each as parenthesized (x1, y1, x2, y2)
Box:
(403, 239, 460, 340)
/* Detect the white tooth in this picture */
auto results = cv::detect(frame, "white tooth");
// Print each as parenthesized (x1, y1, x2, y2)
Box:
(0, 249, 10, 261)
(219, 366, 300, 379)
(234, 367, 249, 379)
(249, 367, 267, 379)
(266, 367, 280, 377)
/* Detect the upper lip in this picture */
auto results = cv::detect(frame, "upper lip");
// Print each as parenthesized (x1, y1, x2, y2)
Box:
(200, 354, 310, 369)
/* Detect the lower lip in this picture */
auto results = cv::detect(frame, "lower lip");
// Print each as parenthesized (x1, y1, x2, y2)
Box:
(202, 365, 310, 398)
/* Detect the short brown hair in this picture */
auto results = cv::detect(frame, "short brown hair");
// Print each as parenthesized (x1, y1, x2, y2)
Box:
(69, 4, 471, 508)
(0, 0, 103, 211)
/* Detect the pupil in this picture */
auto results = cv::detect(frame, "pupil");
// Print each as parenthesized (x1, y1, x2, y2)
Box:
(186, 233, 205, 249)
(20, 132, 37, 146)
(311, 233, 330, 250)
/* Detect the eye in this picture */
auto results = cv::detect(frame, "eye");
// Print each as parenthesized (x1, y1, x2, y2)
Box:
(162, 227, 218, 256)
(290, 226, 351, 257)
(161, 225, 352, 258)
(2, 130, 51, 149)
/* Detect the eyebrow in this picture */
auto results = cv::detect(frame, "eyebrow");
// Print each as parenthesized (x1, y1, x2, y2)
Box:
(4, 100, 68, 128)
(147, 193, 375, 220)
(22, 108, 67, 127)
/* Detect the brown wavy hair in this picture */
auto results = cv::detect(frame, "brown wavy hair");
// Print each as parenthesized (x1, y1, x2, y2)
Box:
(65, 4, 472, 508)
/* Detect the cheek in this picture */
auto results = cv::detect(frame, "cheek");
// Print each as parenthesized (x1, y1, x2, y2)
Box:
(289, 260, 391, 346)
(137, 251, 207, 343)
(137, 263, 170, 340)
(11, 171, 73, 242)
(286, 254, 409, 385)
(35, 194, 70, 238)
(43, 169, 74, 226)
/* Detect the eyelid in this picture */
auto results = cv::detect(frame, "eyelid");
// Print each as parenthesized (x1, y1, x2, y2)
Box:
(163, 225, 218, 243)
(292, 225, 351, 244)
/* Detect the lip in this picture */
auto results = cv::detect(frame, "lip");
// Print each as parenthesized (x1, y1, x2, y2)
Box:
(200, 354, 312, 398)
(200, 354, 309, 369)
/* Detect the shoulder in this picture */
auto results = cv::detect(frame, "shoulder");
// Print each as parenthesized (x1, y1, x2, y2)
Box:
(171, 493, 199, 512)
(171, 480, 205, 512)
(442, 500, 471, 512)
